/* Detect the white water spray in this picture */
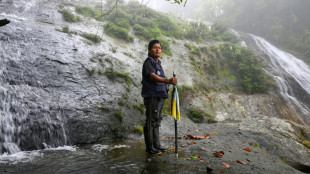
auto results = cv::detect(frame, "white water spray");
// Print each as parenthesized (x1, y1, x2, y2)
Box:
(251, 34, 310, 123)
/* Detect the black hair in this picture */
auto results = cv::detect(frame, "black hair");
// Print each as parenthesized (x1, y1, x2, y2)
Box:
(148, 40, 161, 51)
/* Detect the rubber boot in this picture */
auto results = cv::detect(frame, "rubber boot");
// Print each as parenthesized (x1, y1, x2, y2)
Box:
(153, 126, 168, 151)
(144, 126, 160, 154)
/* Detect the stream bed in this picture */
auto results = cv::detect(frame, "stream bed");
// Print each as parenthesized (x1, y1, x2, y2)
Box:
(0, 140, 204, 174)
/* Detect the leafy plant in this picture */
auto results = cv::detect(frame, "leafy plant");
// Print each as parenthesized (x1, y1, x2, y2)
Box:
(105, 67, 132, 86)
(159, 39, 172, 56)
(60, 9, 80, 22)
(75, 5, 103, 21)
(62, 26, 70, 33)
(104, 22, 134, 42)
(86, 67, 96, 76)
(220, 43, 272, 94)
(114, 109, 124, 123)
(133, 125, 144, 134)
(81, 33, 102, 43)
(134, 102, 145, 114)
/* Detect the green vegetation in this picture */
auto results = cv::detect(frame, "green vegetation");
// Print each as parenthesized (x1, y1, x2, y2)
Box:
(105, 67, 132, 91)
(302, 140, 310, 149)
(75, 5, 103, 21)
(296, 127, 310, 149)
(209, 23, 239, 43)
(69, 1, 240, 57)
(133, 125, 144, 134)
(104, 22, 134, 42)
(133, 23, 161, 40)
(81, 33, 102, 43)
(86, 67, 95, 77)
(188, 108, 215, 123)
(195, 0, 310, 63)
(60, 9, 80, 22)
(62, 26, 70, 33)
(114, 109, 124, 123)
(134, 102, 145, 114)
(159, 39, 172, 56)
(220, 43, 272, 94)
(177, 85, 197, 102)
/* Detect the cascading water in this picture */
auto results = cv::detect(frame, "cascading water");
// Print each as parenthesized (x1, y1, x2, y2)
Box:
(0, 63, 70, 154)
(250, 34, 310, 124)
(0, 0, 69, 155)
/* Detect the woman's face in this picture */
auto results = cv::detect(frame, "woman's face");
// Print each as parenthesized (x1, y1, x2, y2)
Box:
(149, 43, 162, 58)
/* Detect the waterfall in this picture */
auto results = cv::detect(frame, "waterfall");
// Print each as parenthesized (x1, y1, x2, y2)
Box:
(0, 76, 69, 154)
(0, 0, 69, 154)
(250, 34, 310, 124)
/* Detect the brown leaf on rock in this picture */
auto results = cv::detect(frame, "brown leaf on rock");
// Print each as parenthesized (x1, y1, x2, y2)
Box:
(222, 162, 230, 168)
(186, 133, 210, 139)
(213, 151, 224, 158)
(201, 147, 209, 152)
(243, 148, 251, 152)
(236, 160, 247, 165)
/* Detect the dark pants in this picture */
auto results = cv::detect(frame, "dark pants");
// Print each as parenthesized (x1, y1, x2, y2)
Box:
(143, 97, 164, 151)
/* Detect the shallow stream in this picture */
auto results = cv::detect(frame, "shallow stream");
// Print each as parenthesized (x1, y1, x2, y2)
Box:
(0, 140, 205, 174)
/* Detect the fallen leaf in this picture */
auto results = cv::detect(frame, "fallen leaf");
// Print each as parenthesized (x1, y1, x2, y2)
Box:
(213, 131, 217, 135)
(249, 142, 254, 146)
(202, 147, 209, 152)
(186, 133, 210, 139)
(239, 132, 243, 134)
(246, 159, 252, 162)
(222, 162, 230, 168)
(162, 136, 167, 139)
(148, 158, 152, 162)
(181, 143, 187, 147)
(243, 148, 251, 152)
(213, 151, 224, 158)
(178, 137, 183, 140)
(220, 170, 224, 173)
(190, 154, 200, 159)
(191, 141, 196, 144)
(228, 149, 232, 152)
(236, 160, 247, 165)
(97, 105, 103, 108)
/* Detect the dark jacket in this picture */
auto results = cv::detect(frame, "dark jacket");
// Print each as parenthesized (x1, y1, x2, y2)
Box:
(141, 56, 168, 98)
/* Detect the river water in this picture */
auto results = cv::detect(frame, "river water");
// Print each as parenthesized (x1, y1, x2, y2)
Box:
(0, 141, 204, 174)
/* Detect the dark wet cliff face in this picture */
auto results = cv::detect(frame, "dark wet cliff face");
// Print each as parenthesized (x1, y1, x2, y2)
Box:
(0, 0, 144, 153)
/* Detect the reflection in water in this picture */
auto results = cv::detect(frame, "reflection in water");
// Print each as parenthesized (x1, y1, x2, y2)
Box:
(0, 141, 201, 174)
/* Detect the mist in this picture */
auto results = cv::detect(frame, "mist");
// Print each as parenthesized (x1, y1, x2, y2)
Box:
(143, 0, 310, 64)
